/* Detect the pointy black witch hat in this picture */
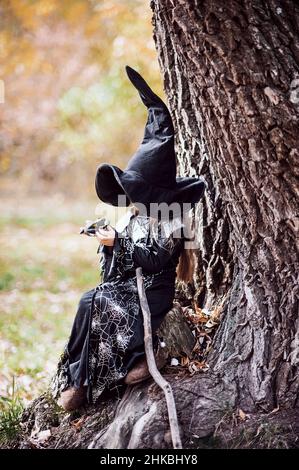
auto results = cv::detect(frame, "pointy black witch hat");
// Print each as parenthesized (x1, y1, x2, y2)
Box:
(95, 66, 205, 215)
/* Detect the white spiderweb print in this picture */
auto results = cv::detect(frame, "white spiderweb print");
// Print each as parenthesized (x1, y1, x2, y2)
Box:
(88, 276, 143, 403)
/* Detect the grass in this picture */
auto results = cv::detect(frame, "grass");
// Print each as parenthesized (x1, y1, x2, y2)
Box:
(0, 377, 24, 445)
(0, 195, 126, 415)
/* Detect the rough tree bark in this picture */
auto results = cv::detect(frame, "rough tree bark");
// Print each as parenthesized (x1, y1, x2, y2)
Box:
(152, 0, 299, 412)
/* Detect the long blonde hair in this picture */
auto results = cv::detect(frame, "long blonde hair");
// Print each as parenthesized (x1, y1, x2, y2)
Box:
(176, 208, 196, 284)
(176, 246, 195, 283)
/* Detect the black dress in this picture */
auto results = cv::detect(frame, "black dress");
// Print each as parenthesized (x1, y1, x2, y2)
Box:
(51, 212, 184, 404)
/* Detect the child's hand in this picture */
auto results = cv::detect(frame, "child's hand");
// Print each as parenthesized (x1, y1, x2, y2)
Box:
(96, 225, 116, 247)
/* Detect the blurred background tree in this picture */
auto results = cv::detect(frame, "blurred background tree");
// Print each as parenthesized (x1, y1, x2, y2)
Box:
(0, 0, 163, 198)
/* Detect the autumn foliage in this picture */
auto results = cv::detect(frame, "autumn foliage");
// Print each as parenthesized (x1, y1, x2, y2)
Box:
(0, 0, 162, 197)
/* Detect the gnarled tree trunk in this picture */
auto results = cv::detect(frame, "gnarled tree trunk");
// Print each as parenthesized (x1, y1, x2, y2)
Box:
(152, 0, 299, 412)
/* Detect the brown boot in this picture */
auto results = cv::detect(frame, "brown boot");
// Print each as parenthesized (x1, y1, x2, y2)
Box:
(58, 386, 87, 412)
(124, 355, 166, 385)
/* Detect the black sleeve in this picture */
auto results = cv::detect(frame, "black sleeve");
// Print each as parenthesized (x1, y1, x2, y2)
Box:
(97, 244, 113, 281)
(115, 227, 182, 274)
(133, 238, 180, 273)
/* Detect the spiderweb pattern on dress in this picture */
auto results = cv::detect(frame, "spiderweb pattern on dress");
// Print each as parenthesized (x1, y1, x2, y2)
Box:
(88, 277, 140, 402)
(50, 214, 183, 403)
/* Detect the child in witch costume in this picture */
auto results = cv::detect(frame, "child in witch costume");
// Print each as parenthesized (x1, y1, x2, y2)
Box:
(51, 66, 205, 411)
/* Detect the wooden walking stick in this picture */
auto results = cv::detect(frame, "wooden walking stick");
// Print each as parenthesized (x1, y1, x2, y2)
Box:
(135, 267, 182, 449)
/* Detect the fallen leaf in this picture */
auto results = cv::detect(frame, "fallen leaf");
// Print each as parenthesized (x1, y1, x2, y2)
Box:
(238, 408, 248, 421)
(188, 360, 208, 374)
(180, 356, 189, 366)
(71, 416, 86, 431)
(205, 319, 219, 329)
